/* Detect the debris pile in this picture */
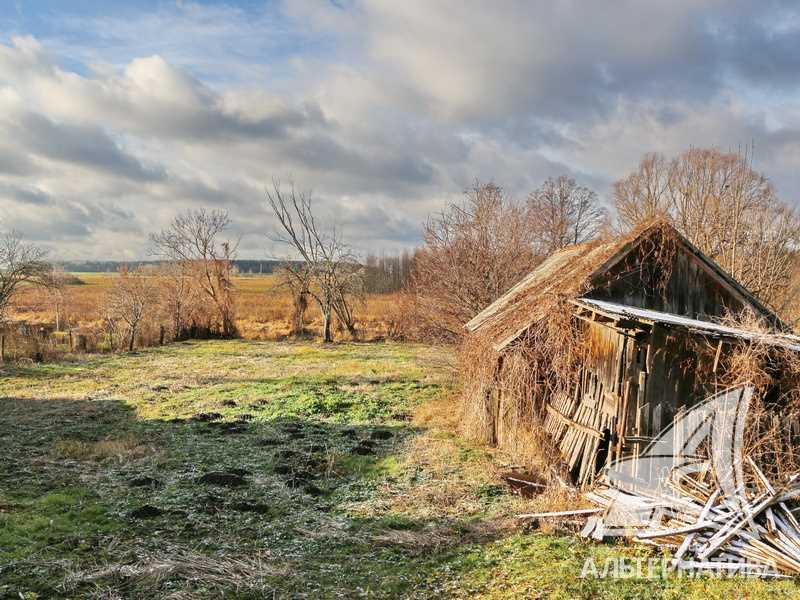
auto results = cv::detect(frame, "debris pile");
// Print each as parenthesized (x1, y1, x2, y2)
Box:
(583, 465, 800, 576)
(520, 465, 800, 577)
(521, 385, 800, 577)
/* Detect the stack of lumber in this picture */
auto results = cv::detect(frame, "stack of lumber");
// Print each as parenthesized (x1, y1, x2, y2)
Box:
(579, 462, 800, 576)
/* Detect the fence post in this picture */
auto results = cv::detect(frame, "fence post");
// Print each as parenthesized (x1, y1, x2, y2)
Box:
(1, 335, 4, 362)
(159, 325, 165, 346)
(69, 329, 74, 352)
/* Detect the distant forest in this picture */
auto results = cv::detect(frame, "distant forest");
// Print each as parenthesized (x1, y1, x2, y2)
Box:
(58, 259, 290, 275)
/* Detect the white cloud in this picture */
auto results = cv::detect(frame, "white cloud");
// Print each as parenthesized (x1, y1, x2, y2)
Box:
(1, 2, 800, 259)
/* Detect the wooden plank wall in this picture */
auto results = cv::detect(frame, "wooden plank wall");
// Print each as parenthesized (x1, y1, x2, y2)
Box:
(644, 325, 710, 436)
(544, 321, 642, 486)
(587, 245, 749, 321)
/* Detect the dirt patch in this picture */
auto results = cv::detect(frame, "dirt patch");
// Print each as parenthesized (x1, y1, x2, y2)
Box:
(227, 468, 252, 477)
(302, 484, 324, 496)
(273, 463, 292, 475)
(129, 505, 163, 519)
(353, 440, 377, 455)
(128, 476, 162, 488)
(192, 412, 223, 422)
(370, 430, 394, 440)
(197, 472, 247, 487)
(501, 471, 547, 499)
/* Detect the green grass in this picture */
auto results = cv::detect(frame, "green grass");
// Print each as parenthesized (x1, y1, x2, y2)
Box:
(1, 340, 798, 598)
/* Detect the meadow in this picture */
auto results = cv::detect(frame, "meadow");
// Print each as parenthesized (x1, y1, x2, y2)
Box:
(6, 272, 403, 357)
(2, 339, 798, 598)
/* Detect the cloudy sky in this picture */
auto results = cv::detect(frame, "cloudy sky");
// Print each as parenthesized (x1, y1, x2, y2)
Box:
(2, 1, 800, 259)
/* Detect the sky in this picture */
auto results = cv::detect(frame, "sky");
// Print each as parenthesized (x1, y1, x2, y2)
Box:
(2, 1, 800, 259)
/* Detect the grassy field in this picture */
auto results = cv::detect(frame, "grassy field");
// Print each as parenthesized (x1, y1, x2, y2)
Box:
(1, 340, 799, 598)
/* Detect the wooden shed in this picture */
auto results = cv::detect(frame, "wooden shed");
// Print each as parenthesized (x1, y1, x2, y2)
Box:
(466, 222, 800, 486)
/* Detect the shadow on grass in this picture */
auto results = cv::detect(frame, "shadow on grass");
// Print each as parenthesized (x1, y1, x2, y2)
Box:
(0, 396, 505, 598)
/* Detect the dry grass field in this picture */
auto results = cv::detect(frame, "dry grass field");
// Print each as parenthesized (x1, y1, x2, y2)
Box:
(8, 272, 403, 344)
(2, 339, 796, 598)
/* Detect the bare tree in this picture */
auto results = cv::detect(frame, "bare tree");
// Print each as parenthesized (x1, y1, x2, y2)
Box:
(409, 181, 539, 340)
(277, 263, 312, 336)
(154, 261, 195, 340)
(613, 152, 671, 229)
(331, 261, 365, 335)
(265, 179, 363, 342)
(528, 176, 606, 253)
(42, 267, 68, 331)
(613, 147, 800, 307)
(0, 231, 51, 322)
(150, 209, 238, 337)
(106, 267, 157, 351)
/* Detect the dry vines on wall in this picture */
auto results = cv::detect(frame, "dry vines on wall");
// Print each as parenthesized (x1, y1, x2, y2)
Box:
(459, 299, 586, 471)
(694, 313, 800, 481)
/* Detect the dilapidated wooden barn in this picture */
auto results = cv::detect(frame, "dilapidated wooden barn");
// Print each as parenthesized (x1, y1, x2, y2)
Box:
(464, 221, 800, 486)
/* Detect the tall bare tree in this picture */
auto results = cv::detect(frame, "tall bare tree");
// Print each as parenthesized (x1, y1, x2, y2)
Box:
(0, 231, 51, 322)
(528, 176, 606, 254)
(614, 148, 800, 306)
(409, 181, 539, 340)
(106, 267, 157, 351)
(150, 209, 238, 337)
(265, 179, 364, 342)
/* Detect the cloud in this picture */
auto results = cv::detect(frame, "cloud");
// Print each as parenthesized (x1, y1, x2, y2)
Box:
(1, 2, 800, 259)
(0, 182, 50, 205)
(2, 110, 165, 182)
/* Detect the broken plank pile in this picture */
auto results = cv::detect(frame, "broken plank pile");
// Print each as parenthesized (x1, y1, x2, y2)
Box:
(543, 385, 613, 488)
(579, 463, 800, 576)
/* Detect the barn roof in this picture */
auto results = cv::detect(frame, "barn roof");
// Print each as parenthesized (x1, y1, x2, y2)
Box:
(465, 221, 782, 351)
